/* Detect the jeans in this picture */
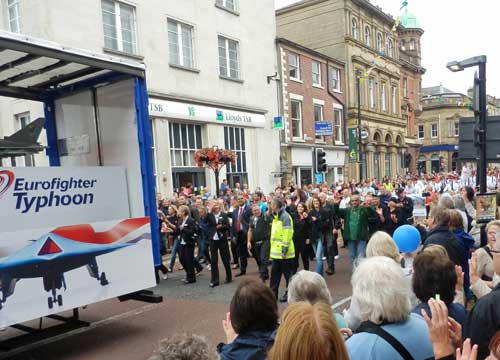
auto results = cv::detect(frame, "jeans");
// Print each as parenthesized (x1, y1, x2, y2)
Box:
(312, 239, 324, 275)
(200, 233, 211, 264)
(169, 238, 180, 269)
(347, 240, 367, 265)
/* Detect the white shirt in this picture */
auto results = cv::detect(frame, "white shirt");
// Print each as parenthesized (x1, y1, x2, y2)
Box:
(179, 217, 188, 245)
(213, 212, 221, 240)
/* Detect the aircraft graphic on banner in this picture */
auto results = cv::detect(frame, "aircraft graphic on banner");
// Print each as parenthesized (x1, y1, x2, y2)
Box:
(0, 218, 149, 309)
(0, 118, 45, 159)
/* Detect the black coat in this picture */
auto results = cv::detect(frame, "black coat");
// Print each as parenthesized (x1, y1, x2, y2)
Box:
(423, 224, 467, 269)
(231, 205, 252, 234)
(292, 212, 311, 242)
(397, 196, 414, 224)
(384, 208, 403, 236)
(309, 207, 332, 241)
(207, 212, 231, 242)
(464, 283, 500, 359)
(175, 217, 199, 246)
(249, 214, 272, 242)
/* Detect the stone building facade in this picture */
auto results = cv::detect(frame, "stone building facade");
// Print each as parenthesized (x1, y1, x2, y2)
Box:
(276, 38, 347, 187)
(276, 0, 425, 181)
(0, 0, 281, 196)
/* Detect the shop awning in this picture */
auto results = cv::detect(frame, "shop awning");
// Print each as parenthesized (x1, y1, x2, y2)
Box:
(419, 144, 458, 153)
(0, 30, 145, 101)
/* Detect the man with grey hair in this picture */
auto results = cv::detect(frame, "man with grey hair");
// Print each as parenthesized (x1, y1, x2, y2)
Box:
(345, 256, 433, 359)
(287, 270, 348, 329)
(148, 333, 217, 360)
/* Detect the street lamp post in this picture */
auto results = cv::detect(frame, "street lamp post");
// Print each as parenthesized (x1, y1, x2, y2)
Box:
(447, 55, 487, 244)
(356, 70, 362, 182)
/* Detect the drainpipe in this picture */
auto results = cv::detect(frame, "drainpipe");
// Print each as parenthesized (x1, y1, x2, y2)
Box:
(326, 61, 347, 146)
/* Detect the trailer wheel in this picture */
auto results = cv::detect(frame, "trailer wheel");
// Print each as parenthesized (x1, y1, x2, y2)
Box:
(57, 294, 63, 306)
(48, 297, 53, 309)
(100, 272, 108, 286)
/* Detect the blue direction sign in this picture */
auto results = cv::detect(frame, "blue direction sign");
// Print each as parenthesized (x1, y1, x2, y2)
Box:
(315, 172, 324, 184)
(315, 121, 333, 136)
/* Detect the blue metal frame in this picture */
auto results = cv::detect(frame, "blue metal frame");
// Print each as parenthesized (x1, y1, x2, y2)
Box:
(134, 77, 161, 266)
(42, 96, 60, 166)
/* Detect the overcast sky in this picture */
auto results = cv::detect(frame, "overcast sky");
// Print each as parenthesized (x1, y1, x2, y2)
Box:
(275, 0, 500, 97)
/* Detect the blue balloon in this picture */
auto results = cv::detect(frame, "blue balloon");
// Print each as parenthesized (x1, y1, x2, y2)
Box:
(393, 225, 421, 253)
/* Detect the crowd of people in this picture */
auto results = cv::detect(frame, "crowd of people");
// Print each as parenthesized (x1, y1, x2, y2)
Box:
(150, 168, 500, 360)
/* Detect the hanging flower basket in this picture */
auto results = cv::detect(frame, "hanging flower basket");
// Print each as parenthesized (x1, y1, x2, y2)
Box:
(194, 148, 237, 168)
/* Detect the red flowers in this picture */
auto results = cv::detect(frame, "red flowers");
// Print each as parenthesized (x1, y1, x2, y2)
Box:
(194, 148, 237, 169)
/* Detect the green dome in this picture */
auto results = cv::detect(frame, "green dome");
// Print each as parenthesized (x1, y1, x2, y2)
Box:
(399, 8, 420, 29)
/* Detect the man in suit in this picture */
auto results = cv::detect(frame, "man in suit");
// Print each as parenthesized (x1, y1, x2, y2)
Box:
(231, 195, 252, 276)
(333, 194, 375, 266)
(206, 203, 232, 287)
(247, 205, 272, 282)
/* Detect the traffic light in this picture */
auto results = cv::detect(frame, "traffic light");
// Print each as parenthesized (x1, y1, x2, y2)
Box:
(315, 148, 327, 173)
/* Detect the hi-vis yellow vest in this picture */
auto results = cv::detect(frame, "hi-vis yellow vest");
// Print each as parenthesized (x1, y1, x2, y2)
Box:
(270, 208, 295, 259)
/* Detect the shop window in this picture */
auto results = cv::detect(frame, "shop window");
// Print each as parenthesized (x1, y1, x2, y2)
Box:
(224, 126, 247, 187)
(169, 122, 202, 167)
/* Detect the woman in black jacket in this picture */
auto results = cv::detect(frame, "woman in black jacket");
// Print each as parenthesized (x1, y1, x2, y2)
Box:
(384, 197, 403, 236)
(308, 198, 331, 276)
(291, 203, 311, 274)
(176, 205, 203, 284)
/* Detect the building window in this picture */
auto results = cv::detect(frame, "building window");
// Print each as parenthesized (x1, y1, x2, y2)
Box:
(409, 39, 415, 50)
(101, 0, 138, 54)
(418, 124, 424, 139)
(169, 123, 202, 167)
(332, 67, 341, 91)
(314, 103, 324, 141)
(288, 52, 300, 80)
(400, 39, 406, 51)
(351, 18, 358, 40)
(216, 0, 236, 12)
(377, 33, 384, 53)
(167, 18, 194, 68)
(291, 99, 303, 138)
(385, 153, 391, 177)
(391, 86, 397, 113)
(368, 78, 375, 108)
(403, 78, 408, 97)
(6, 0, 20, 33)
(431, 123, 438, 138)
(218, 35, 240, 79)
(448, 121, 459, 137)
(387, 39, 394, 57)
(312, 61, 322, 86)
(334, 108, 343, 143)
(224, 126, 247, 186)
(364, 26, 371, 46)
(380, 82, 387, 111)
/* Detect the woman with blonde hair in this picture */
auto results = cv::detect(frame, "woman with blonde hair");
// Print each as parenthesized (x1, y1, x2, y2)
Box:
(268, 302, 349, 360)
(366, 231, 400, 263)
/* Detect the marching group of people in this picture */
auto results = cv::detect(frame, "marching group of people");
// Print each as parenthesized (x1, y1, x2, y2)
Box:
(151, 168, 500, 360)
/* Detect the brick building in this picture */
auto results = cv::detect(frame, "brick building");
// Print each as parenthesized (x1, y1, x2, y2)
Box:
(277, 38, 347, 187)
(277, 0, 426, 181)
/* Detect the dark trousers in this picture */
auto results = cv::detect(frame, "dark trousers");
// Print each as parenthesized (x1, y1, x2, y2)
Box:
(270, 258, 293, 300)
(179, 244, 202, 283)
(293, 238, 309, 273)
(326, 233, 338, 272)
(253, 240, 270, 279)
(230, 238, 239, 265)
(210, 239, 232, 284)
(236, 231, 248, 273)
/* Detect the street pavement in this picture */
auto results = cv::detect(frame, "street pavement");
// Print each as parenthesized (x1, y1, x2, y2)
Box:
(1, 245, 353, 360)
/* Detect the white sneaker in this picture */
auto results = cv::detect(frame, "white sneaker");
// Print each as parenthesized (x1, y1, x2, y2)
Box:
(322, 256, 326, 261)
(207, 264, 212, 270)
(335, 255, 340, 260)
(162, 273, 168, 280)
